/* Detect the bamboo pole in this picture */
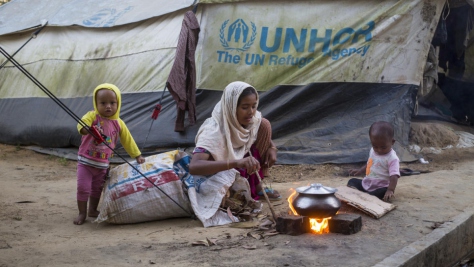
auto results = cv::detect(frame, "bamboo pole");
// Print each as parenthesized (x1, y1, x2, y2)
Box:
(255, 171, 278, 222)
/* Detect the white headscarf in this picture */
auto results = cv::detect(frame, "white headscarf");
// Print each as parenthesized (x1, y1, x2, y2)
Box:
(195, 81, 262, 161)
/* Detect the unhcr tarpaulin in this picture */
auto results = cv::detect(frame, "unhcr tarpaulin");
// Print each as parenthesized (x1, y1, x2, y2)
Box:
(0, 5, 191, 98)
(0, 0, 444, 164)
(196, 0, 442, 89)
(0, 0, 195, 35)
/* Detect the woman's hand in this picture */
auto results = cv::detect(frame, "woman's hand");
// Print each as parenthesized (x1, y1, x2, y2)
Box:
(236, 156, 261, 174)
(264, 147, 277, 168)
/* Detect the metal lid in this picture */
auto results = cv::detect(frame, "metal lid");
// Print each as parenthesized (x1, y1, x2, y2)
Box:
(295, 183, 338, 195)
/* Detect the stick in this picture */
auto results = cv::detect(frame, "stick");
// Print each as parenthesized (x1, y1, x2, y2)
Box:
(255, 171, 278, 222)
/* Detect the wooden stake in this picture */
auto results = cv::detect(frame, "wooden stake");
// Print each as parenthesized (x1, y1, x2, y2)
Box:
(255, 171, 278, 222)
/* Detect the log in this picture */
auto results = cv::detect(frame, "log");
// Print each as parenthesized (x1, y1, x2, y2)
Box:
(276, 215, 311, 235)
(328, 214, 362, 235)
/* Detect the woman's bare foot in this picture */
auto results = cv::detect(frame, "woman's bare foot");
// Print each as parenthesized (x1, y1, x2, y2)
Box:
(256, 184, 281, 200)
(73, 213, 87, 225)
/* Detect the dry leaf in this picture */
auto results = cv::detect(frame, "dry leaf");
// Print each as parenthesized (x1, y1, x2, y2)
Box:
(229, 220, 259, 229)
(191, 239, 211, 247)
(242, 245, 257, 250)
(248, 232, 262, 240)
(262, 231, 279, 237)
(146, 230, 164, 236)
(227, 207, 237, 223)
(259, 219, 273, 227)
(207, 238, 218, 246)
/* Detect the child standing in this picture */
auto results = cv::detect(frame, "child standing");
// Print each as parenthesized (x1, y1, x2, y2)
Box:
(347, 121, 400, 202)
(74, 83, 145, 225)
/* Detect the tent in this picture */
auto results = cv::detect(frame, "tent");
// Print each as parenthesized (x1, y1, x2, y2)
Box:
(0, 0, 469, 164)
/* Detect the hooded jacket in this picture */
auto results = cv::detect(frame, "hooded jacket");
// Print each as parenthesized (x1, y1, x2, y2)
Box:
(77, 83, 141, 168)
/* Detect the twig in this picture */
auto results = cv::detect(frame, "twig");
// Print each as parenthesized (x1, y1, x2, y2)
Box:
(255, 171, 278, 222)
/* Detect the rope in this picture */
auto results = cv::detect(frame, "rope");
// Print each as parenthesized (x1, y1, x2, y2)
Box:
(141, 85, 167, 151)
(0, 46, 194, 218)
(443, 1, 450, 21)
(0, 23, 48, 70)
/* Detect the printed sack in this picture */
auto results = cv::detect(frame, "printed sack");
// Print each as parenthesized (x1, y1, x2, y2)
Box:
(95, 150, 192, 224)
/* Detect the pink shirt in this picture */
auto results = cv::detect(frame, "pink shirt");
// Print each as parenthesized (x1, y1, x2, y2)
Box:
(362, 148, 400, 192)
(78, 114, 120, 168)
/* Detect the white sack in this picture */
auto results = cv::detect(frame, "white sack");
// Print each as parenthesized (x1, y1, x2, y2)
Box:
(95, 150, 193, 224)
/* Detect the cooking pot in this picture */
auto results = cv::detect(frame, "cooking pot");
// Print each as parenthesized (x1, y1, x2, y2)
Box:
(292, 183, 341, 218)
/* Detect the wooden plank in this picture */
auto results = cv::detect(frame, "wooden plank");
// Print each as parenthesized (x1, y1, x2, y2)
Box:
(335, 186, 396, 219)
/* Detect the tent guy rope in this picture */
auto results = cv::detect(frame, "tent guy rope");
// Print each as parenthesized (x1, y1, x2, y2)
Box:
(0, 20, 47, 70)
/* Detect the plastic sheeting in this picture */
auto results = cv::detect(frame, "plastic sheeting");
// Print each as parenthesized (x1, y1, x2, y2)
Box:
(196, 0, 444, 89)
(0, 0, 423, 164)
(0, 10, 190, 98)
(0, 83, 418, 164)
(438, 75, 474, 124)
(0, 0, 444, 99)
(464, 30, 474, 82)
(0, 0, 195, 35)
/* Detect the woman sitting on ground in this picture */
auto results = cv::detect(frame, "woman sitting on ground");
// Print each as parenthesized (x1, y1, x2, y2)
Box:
(189, 81, 281, 200)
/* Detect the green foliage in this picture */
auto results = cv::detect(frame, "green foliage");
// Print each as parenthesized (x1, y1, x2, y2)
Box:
(58, 157, 69, 166)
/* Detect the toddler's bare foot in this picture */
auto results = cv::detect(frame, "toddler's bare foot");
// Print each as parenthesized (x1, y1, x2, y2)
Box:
(88, 210, 100, 218)
(73, 213, 86, 225)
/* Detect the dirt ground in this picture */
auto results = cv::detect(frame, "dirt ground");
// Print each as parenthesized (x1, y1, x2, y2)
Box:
(1, 121, 474, 267)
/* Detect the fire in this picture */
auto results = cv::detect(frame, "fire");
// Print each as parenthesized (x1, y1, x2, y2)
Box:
(287, 189, 298, 215)
(288, 188, 330, 234)
(309, 218, 330, 234)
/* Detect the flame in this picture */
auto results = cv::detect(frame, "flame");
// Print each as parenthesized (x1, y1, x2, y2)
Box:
(309, 218, 330, 234)
(288, 188, 331, 234)
(287, 189, 298, 215)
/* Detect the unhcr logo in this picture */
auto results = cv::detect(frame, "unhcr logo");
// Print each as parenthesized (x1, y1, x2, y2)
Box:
(220, 19, 257, 52)
(83, 6, 133, 27)
(216, 20, 374, 67)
